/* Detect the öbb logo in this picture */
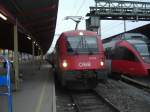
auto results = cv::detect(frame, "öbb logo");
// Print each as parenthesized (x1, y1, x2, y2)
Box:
(78, 62, 91, 67)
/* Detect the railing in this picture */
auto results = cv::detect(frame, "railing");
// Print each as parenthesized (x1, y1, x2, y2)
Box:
(88, 0, 150, 21)
(0, 55, 12, 112)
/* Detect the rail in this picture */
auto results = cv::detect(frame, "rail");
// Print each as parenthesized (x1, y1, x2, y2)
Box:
(121, 75, 150, 92)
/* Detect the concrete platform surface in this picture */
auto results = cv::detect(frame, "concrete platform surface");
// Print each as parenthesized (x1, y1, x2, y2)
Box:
(0, 61, 56, 112)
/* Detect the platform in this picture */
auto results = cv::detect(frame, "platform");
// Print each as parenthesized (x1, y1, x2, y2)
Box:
(0, 61, 56, 112)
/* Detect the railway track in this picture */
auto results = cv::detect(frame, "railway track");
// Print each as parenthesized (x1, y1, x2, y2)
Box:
(121, 75, 150, 93)
(56, 87, 121, 112)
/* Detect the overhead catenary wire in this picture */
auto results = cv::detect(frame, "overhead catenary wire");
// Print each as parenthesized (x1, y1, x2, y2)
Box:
(65, 0, 89, 30)
(75, 0, 85, 16)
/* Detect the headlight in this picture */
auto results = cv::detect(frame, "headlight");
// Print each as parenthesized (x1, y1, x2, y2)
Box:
(62, 60, 68, 68)
(100, 61, 104, 66)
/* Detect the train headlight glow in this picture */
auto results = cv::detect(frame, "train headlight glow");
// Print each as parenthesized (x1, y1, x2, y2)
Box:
(62, 60, 68, 68)
(100, 61, 104, 66)
(79, 32, 83, 35)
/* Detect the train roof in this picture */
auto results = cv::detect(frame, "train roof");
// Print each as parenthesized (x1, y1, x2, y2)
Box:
(103, 33, 150, 49)
(103, 33, 147, 43)
(61, 30, 98, 36)
(127, 39, 150, 44)
(123, 33, 145, 37)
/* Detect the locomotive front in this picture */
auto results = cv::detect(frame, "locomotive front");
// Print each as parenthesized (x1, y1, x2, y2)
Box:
(55, 31, 107, 89)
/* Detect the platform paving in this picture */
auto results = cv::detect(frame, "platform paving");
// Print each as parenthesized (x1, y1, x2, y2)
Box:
(0, 61, 56, 112)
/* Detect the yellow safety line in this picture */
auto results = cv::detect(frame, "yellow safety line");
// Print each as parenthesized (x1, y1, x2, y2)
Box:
(35, 80, 46, 112)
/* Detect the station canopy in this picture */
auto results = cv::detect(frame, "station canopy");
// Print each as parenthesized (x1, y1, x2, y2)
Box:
(0, 0, 59, 55)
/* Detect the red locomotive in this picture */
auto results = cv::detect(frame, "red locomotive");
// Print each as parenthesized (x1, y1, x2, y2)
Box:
(53, 30, 107, 89)
(104, 33, 150, 77)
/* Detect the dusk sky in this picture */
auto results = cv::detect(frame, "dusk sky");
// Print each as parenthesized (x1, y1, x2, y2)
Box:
(48, 0, 150, 53)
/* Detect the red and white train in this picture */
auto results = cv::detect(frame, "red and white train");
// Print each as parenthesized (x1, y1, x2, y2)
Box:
(104, 33, 150, 77)
(52, 30, 107, 89)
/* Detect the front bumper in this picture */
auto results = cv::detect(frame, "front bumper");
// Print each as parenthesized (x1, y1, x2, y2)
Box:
(62, 69, 107, 81)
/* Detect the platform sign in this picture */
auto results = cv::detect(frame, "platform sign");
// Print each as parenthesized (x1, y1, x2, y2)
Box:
(5, 49, 8, 59)
(8, 50, 13, 61)
(0, 49, 3, 55)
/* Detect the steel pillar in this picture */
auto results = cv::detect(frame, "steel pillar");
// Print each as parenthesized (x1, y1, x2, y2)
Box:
(98, 20, 101, 38)
(124, 20, 127, 33)
(32, 41, 35, 63)
(14, 21, 19, 90)
(40, 50, 43, 62)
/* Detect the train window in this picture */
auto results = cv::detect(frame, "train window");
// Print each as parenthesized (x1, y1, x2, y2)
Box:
(84, 37, 98, 49)
(112, 47, 124, 60)
(113, 46, 138, 61)
(123, 36, 147, 41)
(67, 37, 82, 53)
(134, 43, 150, 63)
(111, 37, 121, 42)
(122, 33, 149, 41)
(123, 48, 138, 61)
(131, 36, 143, 39)
(134, 43, 150, 56)
(67, 36, 98, 54)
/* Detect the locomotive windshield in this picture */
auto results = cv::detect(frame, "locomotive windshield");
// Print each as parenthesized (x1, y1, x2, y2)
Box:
(67, 36, 98, 54)
(134, 43, 150, 63)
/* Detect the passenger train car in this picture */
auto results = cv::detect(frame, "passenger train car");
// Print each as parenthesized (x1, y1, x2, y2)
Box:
(53, 30, 107, 89)
(104, 33, 150, 77)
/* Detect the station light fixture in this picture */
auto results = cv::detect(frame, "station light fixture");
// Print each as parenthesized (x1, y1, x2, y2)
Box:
(107, 17, 112, 19)
(26, 35, 31, 40)
(0, 13, 7, 21)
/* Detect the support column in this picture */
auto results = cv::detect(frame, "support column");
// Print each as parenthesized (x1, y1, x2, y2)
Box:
(32, 41, 35, 71)
(37, 47, 40, 61)
(123, 20, 127, 39)
(98, 19, 101, 38)
(20, 52, 22, 64)
(14, 22, 19, 90)
(8, 49, 10, 60)
(32, 41, 35, 63)
(28, 54, 30, 63)
(124, 20, 126, 33)
(21, 53, 23, 63)
(41, 50, 43, 61)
